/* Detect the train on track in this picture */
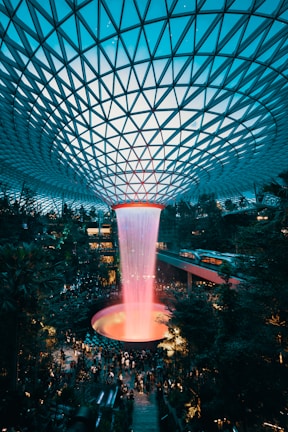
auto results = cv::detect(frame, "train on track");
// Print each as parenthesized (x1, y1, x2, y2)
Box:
(179, 248, 242, 269)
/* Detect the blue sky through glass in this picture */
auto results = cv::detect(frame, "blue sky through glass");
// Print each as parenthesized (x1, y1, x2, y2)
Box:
(0, 0, 287, 210)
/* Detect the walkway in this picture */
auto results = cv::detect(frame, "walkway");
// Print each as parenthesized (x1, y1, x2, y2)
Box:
(53, 346, 161, 431)
(131, 387, 159, 432)
(121, 368, 160, 432)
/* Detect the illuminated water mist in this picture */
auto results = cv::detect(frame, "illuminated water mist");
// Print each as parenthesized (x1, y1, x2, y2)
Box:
(91, 203, 170, 342)
(114, 203, 164, 341)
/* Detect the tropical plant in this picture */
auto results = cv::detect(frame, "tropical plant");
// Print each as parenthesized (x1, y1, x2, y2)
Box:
(0, 242, 64, 392)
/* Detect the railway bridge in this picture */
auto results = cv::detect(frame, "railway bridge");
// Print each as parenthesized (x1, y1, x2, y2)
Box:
(157, 250, 242, 291)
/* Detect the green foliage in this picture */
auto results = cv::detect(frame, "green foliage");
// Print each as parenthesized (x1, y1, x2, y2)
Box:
(0, 242, 63, 314)
(169, 288, 217, 368)
(159, 195, 236, 251)
(169, 206, 288, 428)
(217, 260, 234, 284)
(46, 289, 93, 338)
(0, 242, 65, 391)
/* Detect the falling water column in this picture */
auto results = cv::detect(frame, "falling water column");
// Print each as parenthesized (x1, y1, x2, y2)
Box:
(113, 203, 164, 341)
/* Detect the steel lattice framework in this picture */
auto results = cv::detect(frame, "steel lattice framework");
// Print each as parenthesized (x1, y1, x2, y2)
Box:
(1, 0, 288, 210)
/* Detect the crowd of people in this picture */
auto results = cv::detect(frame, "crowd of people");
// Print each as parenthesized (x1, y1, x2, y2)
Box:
(54, 331, 167, 392)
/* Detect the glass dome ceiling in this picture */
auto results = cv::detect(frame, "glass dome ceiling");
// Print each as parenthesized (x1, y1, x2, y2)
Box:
(1, 0, 288, 208)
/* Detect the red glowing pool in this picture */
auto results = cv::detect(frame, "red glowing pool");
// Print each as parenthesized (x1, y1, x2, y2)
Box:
(91, 302, 170, 342)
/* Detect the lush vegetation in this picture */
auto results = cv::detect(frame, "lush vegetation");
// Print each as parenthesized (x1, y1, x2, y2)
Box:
(162, 173, 288, 431)
(0, 188, 114, 430)
(0, 173, 287, 431)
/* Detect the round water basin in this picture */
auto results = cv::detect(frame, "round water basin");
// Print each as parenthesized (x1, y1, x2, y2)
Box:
(91, 302, 170, 342)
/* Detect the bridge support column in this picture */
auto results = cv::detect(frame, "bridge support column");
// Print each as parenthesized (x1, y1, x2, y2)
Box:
(187, 272, 192, 295)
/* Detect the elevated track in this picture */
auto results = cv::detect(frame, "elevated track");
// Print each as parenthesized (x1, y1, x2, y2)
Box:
(157, 250, 242, 289)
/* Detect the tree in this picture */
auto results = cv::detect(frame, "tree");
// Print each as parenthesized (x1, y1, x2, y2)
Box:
(211, 277, 288, 425)
(210, 202, 288, 427)
(0, 242, 64, 393)
(45, 289, 93, 343)
(169, 288, 217, 369)
(168, 208, 288, 430)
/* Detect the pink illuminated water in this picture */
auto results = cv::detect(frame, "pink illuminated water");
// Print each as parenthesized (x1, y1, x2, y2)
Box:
(91, 302, 169, 342)
(115, 203, 163, 341)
